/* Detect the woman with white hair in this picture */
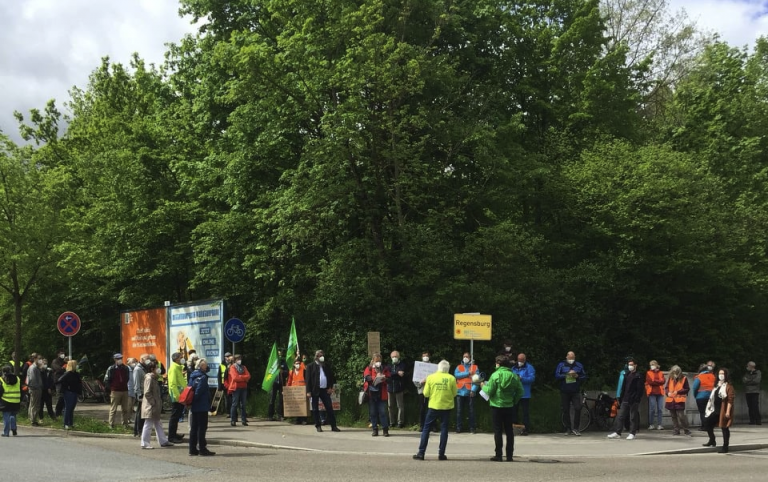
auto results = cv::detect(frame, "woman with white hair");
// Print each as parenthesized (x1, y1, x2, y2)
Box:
(665, 365, 692, 436)
(140, 360, 174, 449)
(413, 360, 457, 461)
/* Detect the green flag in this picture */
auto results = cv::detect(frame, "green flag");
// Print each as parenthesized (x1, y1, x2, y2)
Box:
(262, 342, 279, 393)
(286, 317, 299, 365)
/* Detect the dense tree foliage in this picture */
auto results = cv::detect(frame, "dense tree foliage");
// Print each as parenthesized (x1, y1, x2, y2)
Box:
(2, 1, 766, 393)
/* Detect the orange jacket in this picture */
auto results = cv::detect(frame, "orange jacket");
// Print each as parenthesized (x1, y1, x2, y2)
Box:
(287, 363, 306, 387)
(227, 364, 251, 393)
(645, 369, 665, 396)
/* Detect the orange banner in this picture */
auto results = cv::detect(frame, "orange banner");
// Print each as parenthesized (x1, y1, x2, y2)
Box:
(120, 307, 167, 364)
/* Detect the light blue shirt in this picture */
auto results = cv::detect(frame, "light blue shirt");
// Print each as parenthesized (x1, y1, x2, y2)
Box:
(319, 365, 327, 389)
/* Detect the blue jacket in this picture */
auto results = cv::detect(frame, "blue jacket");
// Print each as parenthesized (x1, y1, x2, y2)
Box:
(554, 360, 587, 393)
(188, 369, 211, 413)
(691, 370, 713, 400)
(511, 362, 535, 399)
(454, 362, 480, 396)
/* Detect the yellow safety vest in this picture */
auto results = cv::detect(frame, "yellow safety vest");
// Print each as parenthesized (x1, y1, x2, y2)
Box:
(1, 377, 21, 404)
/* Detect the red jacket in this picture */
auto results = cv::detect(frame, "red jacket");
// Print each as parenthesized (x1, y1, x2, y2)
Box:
(227, 364, 251, 393)
(363, 365, 390, 401)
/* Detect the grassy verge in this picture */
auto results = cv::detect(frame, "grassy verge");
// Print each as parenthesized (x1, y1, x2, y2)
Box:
(15, 410, 134, 435)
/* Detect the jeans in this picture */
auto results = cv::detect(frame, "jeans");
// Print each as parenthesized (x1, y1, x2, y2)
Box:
(230, 388, 248, 422)
(613, 401, 640, 435)
(168, 402, 184, 438)
(648, 394, 664, 426)
(418, 408, 451, 456)
(387, 391, 404, 426)
(455, 395, 475, 432)
(492, 406, 515, 458)
(746, 393, 762, 424)
(189, 411, 209, 453)
(368, 393, 389, 429)
(512, 398, 530, 431)
(560, 391, 581, 431)
(696, 397, 708, 427)
(2, 411, 17, 435)
(63, 390, 78, 427)
(311, 390, 337, 428)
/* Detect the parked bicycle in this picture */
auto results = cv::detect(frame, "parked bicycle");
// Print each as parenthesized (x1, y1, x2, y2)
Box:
(561, 391, 616, 432)
(76, 356, 108, 403)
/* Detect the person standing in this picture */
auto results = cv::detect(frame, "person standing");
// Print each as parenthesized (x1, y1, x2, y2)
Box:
(58, 360, 82, 430)
(646, 360, 666, 430)
(104, 353, 132, 428)
(140, 360, 174, 449)
(1, 365, 21, 437)
(39, 358, 56, 421)
(415, 351, 437, 432)
(51, 351, 66, 418)
(665, 365, 692, 436)
(388, 351, 407, 429)
(554, 351, 587, 436)
(364, 353, 391, 437)
(743, 361, 762, 425)
(703, 368, 736, 453)
(268, 349, 289, 422)
(305, 350, 341, 433)
(692, 361, 716, 430)
(26, 356, 43, 426)
(228, 354, 251, 426)
(132, 354, 148, 437)
(413, 360, 457, 461)
(483, 355, 523, 462)
(218, 352, 233, 416)
(287, 355, 307, 424)
(454, 351, 479, 434)
(126, 358, 137, 423)
(511, 353, 535, 435)
(607, 358, 644, 440)
(188, 358, 215, 456)
(167, 352, 186, 443)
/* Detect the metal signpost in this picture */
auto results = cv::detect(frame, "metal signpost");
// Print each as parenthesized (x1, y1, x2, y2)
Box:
(453, 313, 492, 363)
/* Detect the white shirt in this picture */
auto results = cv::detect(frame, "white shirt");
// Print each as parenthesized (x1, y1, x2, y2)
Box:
(319, 364, 327, 389)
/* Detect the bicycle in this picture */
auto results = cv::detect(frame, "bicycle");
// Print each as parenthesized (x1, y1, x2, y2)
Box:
(79, 377, 109, 403)
(561, 391, 615, 432)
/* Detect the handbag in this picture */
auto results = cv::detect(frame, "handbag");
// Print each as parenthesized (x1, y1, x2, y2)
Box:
(358, 389, 369, 405)
(179, 385, 195, 406)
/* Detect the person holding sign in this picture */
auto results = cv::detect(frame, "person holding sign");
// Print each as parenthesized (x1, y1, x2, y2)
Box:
(364, 353, 391, 437)
(454, 352, 479, 434)
(413, 360, 457, 461)
(482, 355, 523, 462)
(414, 351, 438, 433)
(287, 355, 307, 424)
(554, 351, 588, 436)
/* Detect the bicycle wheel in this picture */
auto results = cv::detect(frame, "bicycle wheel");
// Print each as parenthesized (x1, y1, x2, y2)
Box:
(577, 406, 592, 432)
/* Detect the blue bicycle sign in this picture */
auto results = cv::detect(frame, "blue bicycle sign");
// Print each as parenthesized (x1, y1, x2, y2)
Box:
(224, 318, 246, 343)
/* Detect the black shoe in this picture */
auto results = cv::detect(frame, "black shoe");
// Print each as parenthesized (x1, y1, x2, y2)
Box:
(703, 441, 716, 447)
(413, 454, 424, 460)
(316, 426, 323, 432)
(31, 422, 40, 427)
(397, 423, 405, 429)
(372, 429, 379, 437)
(438, 455, 448, 461)
(11, 430, 17, 436)
(189, 451, 199, 456)
(521, 430, 529, 436)
(331, 427, 341, 432)
(718, 447, 729, 454)
(242, 421, 249, 426)
(455, 429, 461, 434)
(199, 450, 216, 456)
(507, 455, 514, 462)
(230, 421, 236, 426)
(490, 456, 503, 462)
(383, 429, 389, 437)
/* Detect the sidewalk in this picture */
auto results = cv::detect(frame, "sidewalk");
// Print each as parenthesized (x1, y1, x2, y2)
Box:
(68, 403, 768, 458)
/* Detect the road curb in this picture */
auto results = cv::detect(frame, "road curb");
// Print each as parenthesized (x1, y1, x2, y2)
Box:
(637, 443, 768, 456)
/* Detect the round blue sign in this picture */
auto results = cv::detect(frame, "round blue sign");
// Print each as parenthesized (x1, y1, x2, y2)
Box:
(224, 318, 246, 343)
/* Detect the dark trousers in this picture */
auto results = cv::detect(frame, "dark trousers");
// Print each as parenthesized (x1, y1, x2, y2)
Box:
(746, 393, 762, 424)
(492, 406, 515, 458)
(368, 394, 389, 429)
(613, 401, 640, 435)
(134, 399, 145, 436)
(311, 390, 337, 428)
(512, 398, 530, 432)
(189, 411, 209, 453)
(561, 391, 581, 431)
(168, 402, 184, 438)
(268, 385, 283, 419)
(696, 397, 708, 427)
(39, 390, 55, 418)
(455, 395, 475, 432)
(55, 389, 65, 416)
(705, 412, 730, 447)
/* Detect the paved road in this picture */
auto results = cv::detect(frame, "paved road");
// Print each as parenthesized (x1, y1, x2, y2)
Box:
(12, 434, 768, 482)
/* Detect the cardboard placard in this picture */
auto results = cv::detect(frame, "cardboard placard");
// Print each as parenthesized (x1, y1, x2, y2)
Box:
(283, 386, 309, 417)
(367, 332, 380, 357)
(412, 361, 438, 383)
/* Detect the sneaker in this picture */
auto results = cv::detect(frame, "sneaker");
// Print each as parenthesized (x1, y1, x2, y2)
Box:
(657, 425, 664, 431)
(648, 425, 655, 430)
(626, 434, 635, 440)
(607, 432, 621, 439)
(1, 434, 8, 437)
(563, 431, 570, 436)
(141, 446, 154, 449)
(571, 430, 581, 436)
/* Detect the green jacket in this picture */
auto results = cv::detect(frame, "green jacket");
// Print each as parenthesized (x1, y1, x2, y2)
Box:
(483, 367, 523, 408)
(168, 362, 185, 402)
(424, 372, 458, 410)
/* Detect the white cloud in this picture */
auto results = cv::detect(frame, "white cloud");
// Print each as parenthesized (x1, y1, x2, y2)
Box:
(0, 0, 196, 140)
(669, 0, 768, 48)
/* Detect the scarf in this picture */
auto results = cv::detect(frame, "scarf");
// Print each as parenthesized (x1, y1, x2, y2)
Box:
(234, 363, 245, 375)
(705, 382, 728, 418)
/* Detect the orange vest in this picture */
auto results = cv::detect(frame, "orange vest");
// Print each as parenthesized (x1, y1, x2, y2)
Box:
(287, 364, 306, 387)
(456, 364, 478, 391)
(665, 378, 687, 404)
(645, 370, 665, 396)
(695, 372, 716, 392)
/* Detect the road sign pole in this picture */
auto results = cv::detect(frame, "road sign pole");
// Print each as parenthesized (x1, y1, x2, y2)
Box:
(68, 336, 72, 360)
(232, 342, 235, 354)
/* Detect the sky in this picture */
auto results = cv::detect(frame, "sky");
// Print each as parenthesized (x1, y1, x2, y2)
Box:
(1, 0, 767, 141)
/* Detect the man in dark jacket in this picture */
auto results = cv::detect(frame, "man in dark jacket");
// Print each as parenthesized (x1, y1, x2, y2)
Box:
(554, 351, 587, 436)
(104, 353, 132, 428)
(305, 350, 341, 433)
(388, 351, 407, 428)
(607, 358, 644, 440)
(268, 349, 289, 421)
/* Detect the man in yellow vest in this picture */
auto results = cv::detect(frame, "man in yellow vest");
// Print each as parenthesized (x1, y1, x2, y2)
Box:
(1, 365, 22, 436)
(413, 360, 457, 461)
(454, 351, 479, 434)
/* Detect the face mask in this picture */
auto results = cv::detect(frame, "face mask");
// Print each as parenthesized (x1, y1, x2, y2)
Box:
(650, 365, 658, 371)
(391, 358, 399, 364)
(463, 357, 470, 364)
(567, 359, 575, 365)
(518, 361, 524, 367)
(505, 347, 511, 352)
(236, 360, 242, 365)
(707, 366, 714, 371)
(718, 374, 725, 381)
(130, 363, 137, 369)
(43, 364, 48, 369)
(155, 368, 162, 375)
(422, 357, 429, 362)
(116, 360, 123, 365)
(59, 354, 65, 359)
(628, 365, 636, 372)
(374, 362, 381, 368)
(318, 356, 325, 363)
(294, 364, 301, 369)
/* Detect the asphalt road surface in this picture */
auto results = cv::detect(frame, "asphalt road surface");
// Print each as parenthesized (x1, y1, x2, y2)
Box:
(2, 434, 767, 482)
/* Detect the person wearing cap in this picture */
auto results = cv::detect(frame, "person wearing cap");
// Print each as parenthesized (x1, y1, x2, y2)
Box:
(167, 352, 186, 443)
(104, 353, 132, 428)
